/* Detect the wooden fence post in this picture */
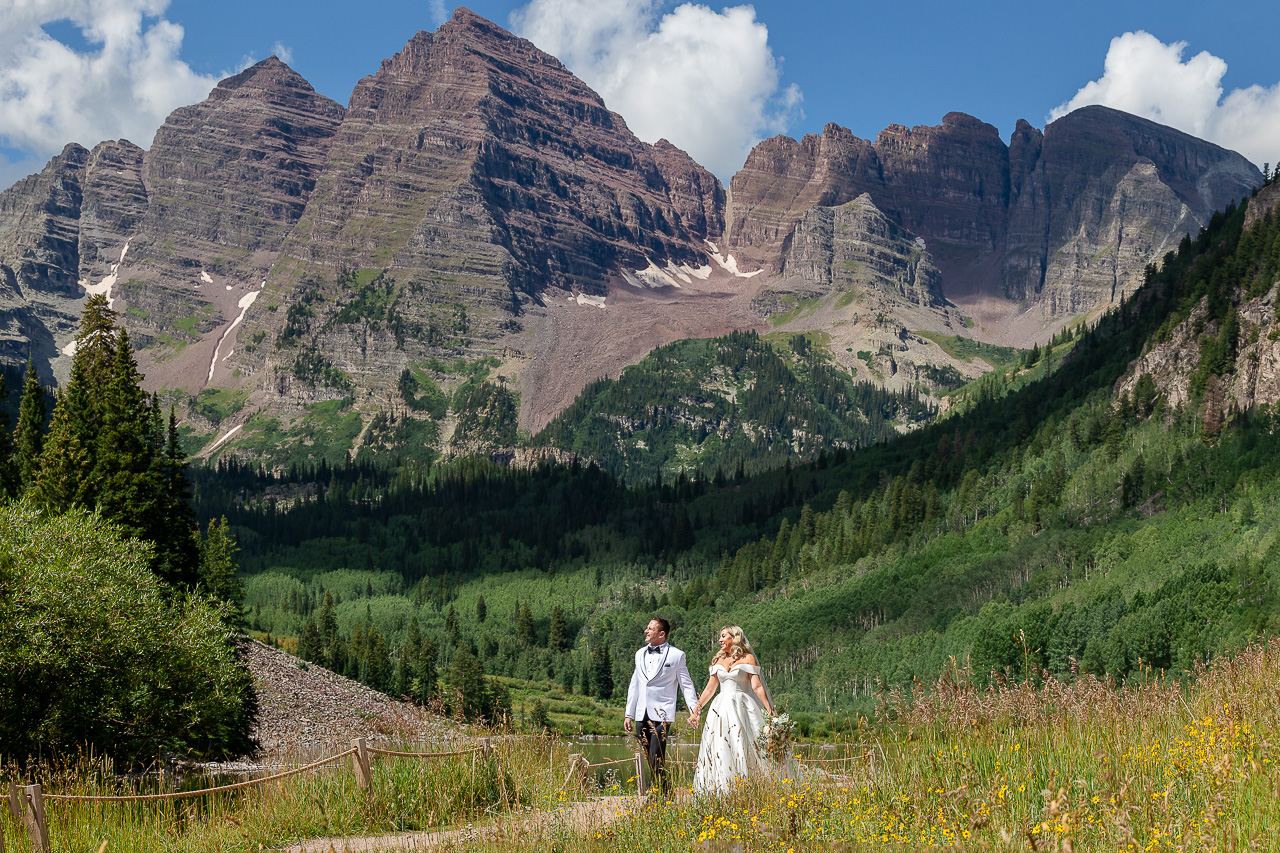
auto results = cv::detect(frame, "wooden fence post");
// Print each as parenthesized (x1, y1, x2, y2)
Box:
(351, 738, 372, 794)
(563, 754, 589, 791)
(480, 737, 492, 762)
(634, 752, 647, 800)
(21, 785, 47, 853)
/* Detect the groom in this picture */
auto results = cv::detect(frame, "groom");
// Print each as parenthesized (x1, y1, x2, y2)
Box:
(624, 616, 699, 797)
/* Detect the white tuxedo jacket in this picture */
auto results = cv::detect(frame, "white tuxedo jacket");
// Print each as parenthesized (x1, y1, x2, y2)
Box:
(625, 643, 699, 723)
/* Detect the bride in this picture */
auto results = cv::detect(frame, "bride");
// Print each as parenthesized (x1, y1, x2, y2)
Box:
(689, 625, 780, 794)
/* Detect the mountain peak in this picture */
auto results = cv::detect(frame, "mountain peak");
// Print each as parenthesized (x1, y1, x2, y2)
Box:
(214, 54, 317, 97)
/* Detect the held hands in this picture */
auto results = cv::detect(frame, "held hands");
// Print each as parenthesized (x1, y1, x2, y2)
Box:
(624, 717, 634, 734)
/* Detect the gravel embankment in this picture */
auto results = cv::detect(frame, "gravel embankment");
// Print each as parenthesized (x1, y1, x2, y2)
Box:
(240, 638, 459, 759)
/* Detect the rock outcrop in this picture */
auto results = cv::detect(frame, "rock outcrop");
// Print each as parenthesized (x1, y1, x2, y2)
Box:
(729, 106, 1262, 317)
(0, 144, 91, 374)
(780, 193, 946, 309)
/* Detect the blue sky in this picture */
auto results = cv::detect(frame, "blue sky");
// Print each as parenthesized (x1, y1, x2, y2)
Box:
(2, 1, 1278, 189)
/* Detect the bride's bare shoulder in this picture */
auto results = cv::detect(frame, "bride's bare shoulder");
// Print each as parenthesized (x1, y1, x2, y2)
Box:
(739, 654, 758, 666)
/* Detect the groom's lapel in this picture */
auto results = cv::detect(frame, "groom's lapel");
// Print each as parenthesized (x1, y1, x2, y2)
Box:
(644, 645, 672, 683)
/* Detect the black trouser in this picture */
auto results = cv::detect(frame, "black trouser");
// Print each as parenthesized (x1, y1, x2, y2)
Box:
(635, 716, 671, 795)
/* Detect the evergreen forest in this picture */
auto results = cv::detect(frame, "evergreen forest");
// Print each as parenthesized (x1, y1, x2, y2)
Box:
(187, 190, 1280, 735)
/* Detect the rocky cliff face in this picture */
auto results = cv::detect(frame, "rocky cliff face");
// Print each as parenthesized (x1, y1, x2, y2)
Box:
(0, 57, 346, 382)
(0, 7, 1267, 468)
(0, 144, 90, 374)
(780, 193, 946, 309)
(274, 9, 719, 293)
(229, 8, 731, 424)
(729, 106, 1262, 321)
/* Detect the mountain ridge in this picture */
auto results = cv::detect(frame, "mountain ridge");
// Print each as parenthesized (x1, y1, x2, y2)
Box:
(0, 7, 1263, 468)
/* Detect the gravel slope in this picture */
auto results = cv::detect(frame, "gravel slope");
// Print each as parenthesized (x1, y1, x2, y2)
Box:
(241, 639, 458, 758)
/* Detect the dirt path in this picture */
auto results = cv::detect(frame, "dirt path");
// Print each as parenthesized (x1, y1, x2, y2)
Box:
(277, 795, 635, 851)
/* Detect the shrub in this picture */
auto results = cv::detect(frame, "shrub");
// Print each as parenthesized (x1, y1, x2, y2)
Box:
(0, 502, 255, 764)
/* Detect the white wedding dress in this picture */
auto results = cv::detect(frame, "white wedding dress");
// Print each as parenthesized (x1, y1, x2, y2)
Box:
(692, 663, 771, 794)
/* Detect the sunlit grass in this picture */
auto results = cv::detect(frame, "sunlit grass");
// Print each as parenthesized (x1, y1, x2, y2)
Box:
(472, 640, 1280, 851)
(1, 733, 570, 852)
(8, 641, 1280, 850)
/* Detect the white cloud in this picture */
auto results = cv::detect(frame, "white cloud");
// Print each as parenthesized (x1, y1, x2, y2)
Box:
(510, 0, 801, 181)
(428, 0, 448, 27)
(0, 0, 217, 161)
(1052, 31, 1280, 169)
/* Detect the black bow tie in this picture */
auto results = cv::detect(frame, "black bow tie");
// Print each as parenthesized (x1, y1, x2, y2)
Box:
(647, 645, 662, 654)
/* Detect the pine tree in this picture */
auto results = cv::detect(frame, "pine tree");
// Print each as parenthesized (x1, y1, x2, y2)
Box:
(517, 602, 535, 646)
(547, 605, 568, 651)
(199, 517, 244, 628)
(417, 634, 438, 701)
(150, 407, 199, 585)
(12, 357, 46, 489)
(476, 594, 487, 623)
(30, 393, 92, 509)
(30, 298, 199, 586)
(298, 618, 322, 662)
(449, 644, 487, 720)
(0, 371, 14, 498)
(319, 591, 339, 648)
(593, 644, 614, 701)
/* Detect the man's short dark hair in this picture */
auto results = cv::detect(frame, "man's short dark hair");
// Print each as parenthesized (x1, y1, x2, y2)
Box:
(652, 616, 671, 636)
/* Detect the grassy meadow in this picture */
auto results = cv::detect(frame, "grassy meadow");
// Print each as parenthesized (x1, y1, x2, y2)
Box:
(6, 639, 1280, 851)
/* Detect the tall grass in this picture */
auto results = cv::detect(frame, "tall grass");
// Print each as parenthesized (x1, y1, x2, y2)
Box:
(9, 641, 1280, 850)
(479, 639, 1280, 851)
(1, 734, 569, 852)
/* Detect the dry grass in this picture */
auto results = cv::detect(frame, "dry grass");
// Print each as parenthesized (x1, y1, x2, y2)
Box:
(486, 640, 1280, 851)
(7, 642, 1280, 850)
(1, 734, 570, 852)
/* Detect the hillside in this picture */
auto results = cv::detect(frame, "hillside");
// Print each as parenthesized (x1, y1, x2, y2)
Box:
(184, 179, 1280, 728)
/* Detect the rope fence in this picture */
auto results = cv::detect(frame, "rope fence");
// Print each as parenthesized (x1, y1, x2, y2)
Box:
(6, 736, 887, 852)
(3, 738, 496, 853)
(40, 748, 358, 804)
(366, 746, 481, 760)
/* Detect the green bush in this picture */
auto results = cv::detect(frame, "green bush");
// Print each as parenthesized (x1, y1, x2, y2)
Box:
(0, 502, 255, 764)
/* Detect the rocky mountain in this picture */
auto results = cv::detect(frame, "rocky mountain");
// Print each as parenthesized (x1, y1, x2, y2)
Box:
(728, 107, 1261, 335)
(0, 8, 1264, 470)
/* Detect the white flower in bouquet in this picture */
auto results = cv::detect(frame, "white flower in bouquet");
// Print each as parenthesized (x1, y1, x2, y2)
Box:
(756, 712, 794, 762)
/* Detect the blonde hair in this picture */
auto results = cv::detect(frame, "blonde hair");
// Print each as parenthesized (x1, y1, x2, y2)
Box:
(713, 625, 752, 666)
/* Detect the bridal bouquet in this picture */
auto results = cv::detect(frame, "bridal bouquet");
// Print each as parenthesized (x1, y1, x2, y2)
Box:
(756, 712, 795, 763)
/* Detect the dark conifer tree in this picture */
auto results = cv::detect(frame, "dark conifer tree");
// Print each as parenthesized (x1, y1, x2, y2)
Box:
(592, 644, 613, 700)
(298, 618, 322, 662)
(517, 602, 535, 647)
(548, 605, 568, 651)
(449, 644, 487, 719)
(31, 298, 200, 586)
(30, 392, 92, 509)
(445, 604, 459, 641)
(12, 356, 46, 489)
(476, 594, 487, 623)
(199, 517, 244, 628)
(417, 633, 438, 701)
(0, 371, 14, 498)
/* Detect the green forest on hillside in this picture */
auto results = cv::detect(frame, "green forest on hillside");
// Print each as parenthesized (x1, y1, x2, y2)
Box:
(187, 191, 1280, 735)
(533, 330, 935, 482)
(5, 183, 1280, 752)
